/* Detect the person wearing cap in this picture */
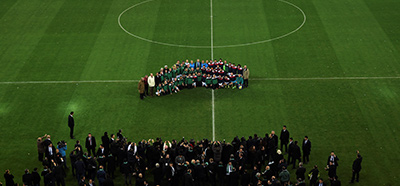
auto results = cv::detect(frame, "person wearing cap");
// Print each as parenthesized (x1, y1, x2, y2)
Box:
(302, 136, 311, 164)
(280, 125, 290, 153)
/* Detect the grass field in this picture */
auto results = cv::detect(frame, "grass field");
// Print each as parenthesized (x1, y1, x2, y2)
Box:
(1, 0, 400, 185)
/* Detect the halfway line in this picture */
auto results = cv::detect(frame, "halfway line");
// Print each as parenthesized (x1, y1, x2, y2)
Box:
(210, 0, 215, 141)
(0, 80, 140, 85)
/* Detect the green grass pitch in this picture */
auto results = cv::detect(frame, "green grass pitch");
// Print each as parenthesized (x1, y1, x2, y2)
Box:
(1, 0, 400, 185)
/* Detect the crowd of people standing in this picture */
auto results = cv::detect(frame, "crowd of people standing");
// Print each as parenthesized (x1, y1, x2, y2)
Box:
(2, 125, 362, 186)
(137, 59, 250, 99)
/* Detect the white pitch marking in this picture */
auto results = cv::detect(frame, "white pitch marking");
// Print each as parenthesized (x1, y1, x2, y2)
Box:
(210, 0, 216, 141)
(250, 76, 400, 81)
(1, 76, 400, 85)
(118, 0, 307, 48)
(0, 80, 139, 85)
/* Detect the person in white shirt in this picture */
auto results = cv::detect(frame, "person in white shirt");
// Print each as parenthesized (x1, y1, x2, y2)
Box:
(148, 73, 155, 97)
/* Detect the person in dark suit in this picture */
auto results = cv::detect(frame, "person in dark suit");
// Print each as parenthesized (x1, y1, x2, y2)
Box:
(302, 136, 311, 164)
(287, 138, 294, 164)
(68, 112, 75, 139)
(74, 158, 86, 183)
(152, 163, 163, 186)
(166, 163, 176, 186)
(184, 169, 194, 186)
(280, 125, 290, 153)
(327, 151, 339, 167)
(22, 169, 33, 186)
(292, 141, 301, 169)
(101, 132, 110, 154)
(315, 178, 327, 186)
(85, 133, 97, 157)
(309, 165, 319, 186)
(296, 162, 306, 181)
(96, 145, 107, 168)
(325, 161, 337, 183)
(53, 162, 66, 186)
(4, 169, 17, 186)
(96, 166, 106, 186)
(32, 168, 41, 186)
(45, 143, 56, 160)
(351, 151, 362, 183)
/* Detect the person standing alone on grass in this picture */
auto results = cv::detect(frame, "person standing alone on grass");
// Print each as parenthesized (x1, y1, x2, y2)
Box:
(68, 112, 75, 139)
(302, 136, 311, 164)
(138, 77, 145, 100)
(243, 65, 249, 88)
(148, 73, 155, 97)
(350, 151, 362, 183)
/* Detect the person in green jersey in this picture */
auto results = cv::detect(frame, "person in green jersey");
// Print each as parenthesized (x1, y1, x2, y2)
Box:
(178, 76, 185, 90)
(212, 74, 218, 89)
(196, 72, 202, 87)
(205, 74, 212, 88)
(172, 66, 177, 78)
(156, 84, 163, 96)
(186, 74, 194, 89)
(162, 81, 171, 95)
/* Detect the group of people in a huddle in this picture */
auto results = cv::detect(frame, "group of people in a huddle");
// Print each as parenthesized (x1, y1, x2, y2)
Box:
(137, 59, 250, 99)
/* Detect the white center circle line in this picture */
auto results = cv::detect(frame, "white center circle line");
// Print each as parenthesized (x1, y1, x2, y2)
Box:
(118, 0, 307, 48)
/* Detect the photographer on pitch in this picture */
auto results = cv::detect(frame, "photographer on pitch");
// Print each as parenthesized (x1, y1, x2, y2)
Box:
(57, 141, 68, 169)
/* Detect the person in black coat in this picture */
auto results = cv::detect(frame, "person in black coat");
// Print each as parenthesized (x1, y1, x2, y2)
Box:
(53, 162, 66, 186)
(228, 168, 239, 186)
(44, 170, 56, 186)
(22, 169, 34, 186)
(107, 154, 116, 179)
(302, 136, 311, 164)
(287, 138, 294, 164)
(351, 152, 362, 183)
(280, 126, 290, 153)
(309, 165, 319, 186)
(101, 132, 110, 154)
(4, 170, 17, 186)
(96, 145, 107, 168)
(327, 151, 339, 167)
(326, 162, 337, 183)
(68, 112, 75, 139)
(152, 163, 163, 186)
(85, 133, 97, 157)
(292, 141, 301, 169)
(296, 162, 306, 181)
(75, 158, 86, 183)
(241, 169, 251, 186)
(184, 169, 194, 186)
(120, 160, 132, 186)
(32, 168, 41, 186)
(45, 144, 57, 160)
(166, 163, 177, 186)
